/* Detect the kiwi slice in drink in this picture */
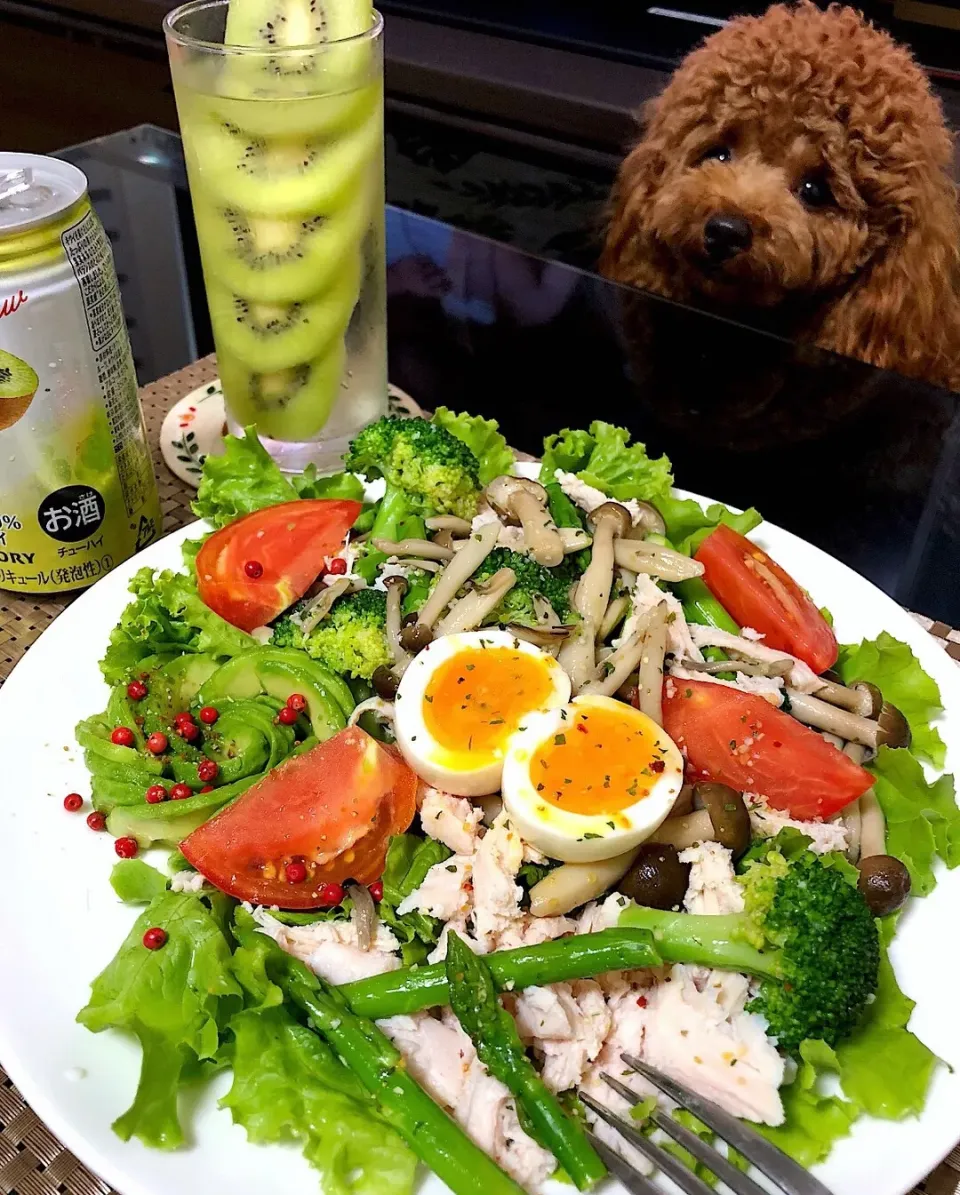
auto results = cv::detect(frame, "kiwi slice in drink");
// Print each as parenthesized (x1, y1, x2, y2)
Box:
(193, 196, 369, 303)
(0, 349, 39, 432)
(224, 0, 372, 56)
(218, 338, 347, 441)
(191, 93, 379, 215)
(222, 0, 374, 91)
(207, 251, 360, 371)
(201, 81, 376, 140)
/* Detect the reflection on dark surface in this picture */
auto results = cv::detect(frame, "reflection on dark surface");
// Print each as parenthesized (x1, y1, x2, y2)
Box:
(58, 127, 960, 626)
(385, 209, 960, 624)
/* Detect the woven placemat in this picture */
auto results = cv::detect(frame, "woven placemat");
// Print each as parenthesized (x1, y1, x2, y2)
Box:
(1, 356, 959, 1195)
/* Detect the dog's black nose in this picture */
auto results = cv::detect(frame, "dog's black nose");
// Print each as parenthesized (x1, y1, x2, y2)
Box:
(703, 214, 753, 262)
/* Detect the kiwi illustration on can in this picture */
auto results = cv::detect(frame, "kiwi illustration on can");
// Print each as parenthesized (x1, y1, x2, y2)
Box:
(0, 348, 39, 432)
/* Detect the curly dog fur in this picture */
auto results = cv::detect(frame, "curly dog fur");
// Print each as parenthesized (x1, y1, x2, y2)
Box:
(601, 2, 960, 390)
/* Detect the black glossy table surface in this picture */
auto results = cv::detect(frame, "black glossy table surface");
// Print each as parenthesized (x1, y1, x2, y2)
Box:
(58, 124, 960, 625)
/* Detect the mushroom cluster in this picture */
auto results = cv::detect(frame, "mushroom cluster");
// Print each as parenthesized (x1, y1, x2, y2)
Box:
(302, 462, 916, 921)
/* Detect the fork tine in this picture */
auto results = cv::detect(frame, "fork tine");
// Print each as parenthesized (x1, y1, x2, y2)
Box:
(579, 1091, 715, 1195)
(586, 1132, 661, 1195)
(599, 1073, 770, 1195)
(621, 1053, 835, 1195)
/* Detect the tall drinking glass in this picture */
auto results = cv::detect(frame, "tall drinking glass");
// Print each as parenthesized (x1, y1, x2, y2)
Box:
(164, 1, 386, 472)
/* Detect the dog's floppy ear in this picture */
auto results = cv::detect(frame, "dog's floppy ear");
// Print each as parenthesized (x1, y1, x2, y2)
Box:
(600, 100, 671, 290)
(816, 169, 960, 391)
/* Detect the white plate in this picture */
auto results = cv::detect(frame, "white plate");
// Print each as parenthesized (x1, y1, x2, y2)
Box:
(1, 478, 959, 1195)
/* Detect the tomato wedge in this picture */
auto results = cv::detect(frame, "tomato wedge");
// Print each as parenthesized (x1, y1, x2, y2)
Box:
(662, 679, 872, 819)
(180, 728, 418, 906)
(695, 524, 838, 674)
(196, 499, 361, 632)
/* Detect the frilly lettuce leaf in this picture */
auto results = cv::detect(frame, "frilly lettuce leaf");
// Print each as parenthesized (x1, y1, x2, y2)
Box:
(76, 890, 241, 1148)
(755, 1038, 857, 1167)
(834, 918, 938, 1117)
(757, 925, 938, 1165)
(866, 745, 960, 896)
(379, 833, 452, 964)
(99, 566, 201, 683)
(223, 920, 417, 1195)
(837, 632, 946, 768)
(110, 860, 169, 904)
(654, 493, 763, 556)
(99, 565, 253, 685)
(193, 425, 362, 528)
(432, 407, 514, 486)
(539, 421, 673, 502)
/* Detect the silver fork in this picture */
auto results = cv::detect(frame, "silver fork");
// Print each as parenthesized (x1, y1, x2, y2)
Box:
(578, 1052, 834, 1195)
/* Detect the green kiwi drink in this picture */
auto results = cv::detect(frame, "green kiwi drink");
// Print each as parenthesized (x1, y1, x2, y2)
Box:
(0, 154, 161, 595)
(165, 0, 387, 472)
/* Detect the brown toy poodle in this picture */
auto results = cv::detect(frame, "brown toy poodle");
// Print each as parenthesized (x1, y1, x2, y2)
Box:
(601, 2, 960, 391)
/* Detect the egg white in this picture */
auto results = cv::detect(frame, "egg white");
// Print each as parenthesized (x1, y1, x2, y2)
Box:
(500, 694, 684, 861)
(394, 629, 571, 796)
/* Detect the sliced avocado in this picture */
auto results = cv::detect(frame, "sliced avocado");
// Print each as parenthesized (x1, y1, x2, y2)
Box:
(169, 697, 293, 786)
(121, 652, 179, 679)
(257, 660, 344, 742)
(104, 688, 147, 750)
(107, 775, 258, 847)
(160, 653, 222, 708)
(91, 775, 160, 813)
(198, 647, 352, 742)
(76, 717, 165, 772)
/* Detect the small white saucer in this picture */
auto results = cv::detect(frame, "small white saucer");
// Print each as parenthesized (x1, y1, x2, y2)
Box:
(159, 379, 424, 487)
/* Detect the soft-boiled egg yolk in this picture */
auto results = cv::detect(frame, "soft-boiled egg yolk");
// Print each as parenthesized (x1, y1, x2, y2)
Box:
(501, 694, 684, 862)
(394, 629, 571, 796)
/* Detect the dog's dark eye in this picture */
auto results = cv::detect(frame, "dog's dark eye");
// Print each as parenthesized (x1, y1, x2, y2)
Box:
(698, 145, 733, 165)
(798, 174, 835, 208)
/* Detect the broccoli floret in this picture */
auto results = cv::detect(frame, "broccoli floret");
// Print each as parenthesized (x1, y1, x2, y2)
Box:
(345, 418, 483, 584)
(272, 590, 391, 681)
(473, 548, 580, 627)
(346, 417, 482, 521)
(269, 616, 305, 650)
(621, 840, 880, 1054)
(305, 589, 392, 680)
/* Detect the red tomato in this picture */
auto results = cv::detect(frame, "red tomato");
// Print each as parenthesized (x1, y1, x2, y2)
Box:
(180, 728, 418, 907)
(662, 679, 872, 819)
(695, 524, 838, 674)
(196, 499, 361, 632)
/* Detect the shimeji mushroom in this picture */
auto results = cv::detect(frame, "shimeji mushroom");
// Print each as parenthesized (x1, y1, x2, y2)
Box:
(486, 475, 565, 567)
(371, 576, 414, 698)
(841, 741, 911, 914)
(613, 539, 705, 582)
(582, 608, 654, 698)
(783, 688, 911, 750)
(814, 676, 883, 717)
(635, 601, 668, 725)
(528, 849, 642, 917)
(296, 577, 352, 633)
(373, 537, 453, 561)
(435, 567, 518, 635)
(618, 843, 692, 909)
(652, 782, 750, 857)
(559, 502, 632, 692)
(425, 515, 474, 536)
(402, 517, 502, 651)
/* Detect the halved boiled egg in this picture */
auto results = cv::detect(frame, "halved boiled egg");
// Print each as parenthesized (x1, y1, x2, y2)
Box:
(501, 694, 684, 861)
(394, 629, 571, 796)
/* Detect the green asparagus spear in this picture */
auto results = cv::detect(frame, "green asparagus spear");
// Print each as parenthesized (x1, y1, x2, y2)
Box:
(674, 576, 739, 634)
(248, 927, 527, 1195)
(672, 576, 739, 677)
(340, 927, 661, 1019)
(445, 933, 607, 1191)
